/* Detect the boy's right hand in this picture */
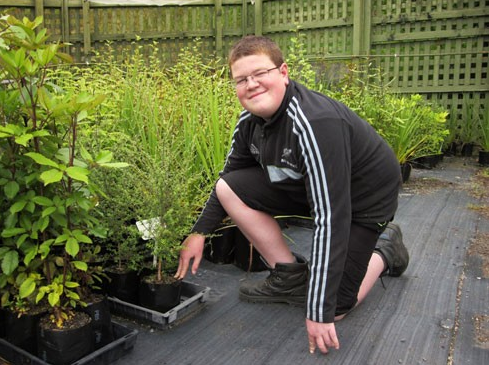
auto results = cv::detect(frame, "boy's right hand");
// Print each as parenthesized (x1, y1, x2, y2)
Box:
(174, 233, 206, 280)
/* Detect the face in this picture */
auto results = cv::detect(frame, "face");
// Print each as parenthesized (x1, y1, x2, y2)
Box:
(231, 54, 289, 119)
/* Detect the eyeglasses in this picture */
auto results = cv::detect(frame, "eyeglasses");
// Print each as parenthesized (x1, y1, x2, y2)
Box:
(233, 66, 280, 88)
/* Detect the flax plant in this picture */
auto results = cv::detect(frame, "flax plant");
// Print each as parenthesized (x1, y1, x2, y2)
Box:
(478, 106, 489, 152)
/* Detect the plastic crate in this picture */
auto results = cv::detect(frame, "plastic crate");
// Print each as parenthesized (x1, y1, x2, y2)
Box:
(0, 321, 138, 365)
(108, 281, 210, 330)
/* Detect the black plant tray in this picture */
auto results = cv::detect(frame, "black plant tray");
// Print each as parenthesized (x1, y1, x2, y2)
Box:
(108, 281, 210, 330)
(0, 321, 138, 365)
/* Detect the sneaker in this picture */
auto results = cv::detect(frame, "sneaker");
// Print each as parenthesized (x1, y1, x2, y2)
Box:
(374, 223, 409, 277)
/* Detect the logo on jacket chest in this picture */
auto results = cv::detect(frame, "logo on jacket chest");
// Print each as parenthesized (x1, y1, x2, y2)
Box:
(281, 148, 298, 168)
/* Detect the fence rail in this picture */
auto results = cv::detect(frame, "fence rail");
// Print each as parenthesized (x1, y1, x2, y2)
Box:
(1, 0, 488, 123)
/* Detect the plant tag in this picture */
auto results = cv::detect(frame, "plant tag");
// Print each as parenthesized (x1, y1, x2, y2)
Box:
(136, 217, 160, 240)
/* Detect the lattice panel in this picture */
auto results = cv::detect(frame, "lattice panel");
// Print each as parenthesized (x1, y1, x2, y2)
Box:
(89, 5, 214, 40)
(372, 0, 482, 15)
(264, 0, 352, 26)
(370, 0, 488, 120)
(263, 0, 353, 57)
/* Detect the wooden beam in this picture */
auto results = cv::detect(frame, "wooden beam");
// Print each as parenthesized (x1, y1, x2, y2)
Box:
(215, 0, 223, 58)
(61, 0, 70, 43)
(352, 0, 371, 57)
(254, 0, 262, 36)
(82, 0, 90, 60)
(35, 0, 44, 21)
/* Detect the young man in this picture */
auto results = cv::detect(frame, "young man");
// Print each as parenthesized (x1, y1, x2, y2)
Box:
(175, 35, 409, 354)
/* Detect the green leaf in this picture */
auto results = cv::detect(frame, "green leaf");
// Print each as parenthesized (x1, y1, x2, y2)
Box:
(9, 200, 26, 213)
(54, 234, 68, 244)
(25, 152, 59, 168)
(1, 227, 27, 238)
(72, 230, 92, 244)
(64, 281, 80, 289)
(79, 146, 93, 162)
(41, 206, 56, 217)
(72, 261, 88, 271)
(39, 216, 49, 232)
(40, 169, 63, 185)
(15, 233, 29, 248)
(77, 109, 88, 122)
(19, 277, 36, 298)
(14, 133, 33, 147)
(32, 196, 53, 206)
(39, 240, 53, 259)
(48, 292, 60, 307)
(1, 250, 19, 275)
(94, 150, 113, 164)
(4, 181, 19, 199)
(65, 237, 79, 257)
(23, 245, 37, 265)
(65, 166, 89, 184)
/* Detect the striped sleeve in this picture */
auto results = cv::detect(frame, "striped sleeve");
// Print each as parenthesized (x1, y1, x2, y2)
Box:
(288, 96, 350, 323)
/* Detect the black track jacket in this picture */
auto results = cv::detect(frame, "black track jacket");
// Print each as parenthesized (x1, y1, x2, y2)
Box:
(192, 80, 401, 323)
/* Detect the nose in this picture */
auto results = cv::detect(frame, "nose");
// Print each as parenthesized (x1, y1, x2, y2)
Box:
(246, 76, 260, 88)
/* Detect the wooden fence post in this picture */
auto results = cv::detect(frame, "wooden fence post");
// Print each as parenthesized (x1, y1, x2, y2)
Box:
(352, 0, 371, 59)
(82, 0, 91, 61)
(254, 0, 262, 36)
(242, 0, 248, 36)
(34, 0, 43, 22)
(215, 0, 223, 58)
(61, 0, 69, 43)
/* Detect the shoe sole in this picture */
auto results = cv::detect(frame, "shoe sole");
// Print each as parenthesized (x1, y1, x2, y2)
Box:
(238, 292, 305, 307)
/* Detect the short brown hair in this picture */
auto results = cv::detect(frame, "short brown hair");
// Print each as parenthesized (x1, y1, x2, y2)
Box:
(228, 35, 284, 69)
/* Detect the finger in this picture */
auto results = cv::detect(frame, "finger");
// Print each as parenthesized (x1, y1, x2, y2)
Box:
(191, 255, 202, 275)
(325, 330, 340, 350)
(308, 337, 316, 354)
(316, 336, 329, 354)
(174, 257, 189, 280)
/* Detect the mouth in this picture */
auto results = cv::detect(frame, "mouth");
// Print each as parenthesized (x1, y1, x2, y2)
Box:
(249, 90, 265, 99)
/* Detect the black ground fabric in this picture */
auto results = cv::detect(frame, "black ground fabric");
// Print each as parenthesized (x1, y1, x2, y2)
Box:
(113, 157, 488, 365)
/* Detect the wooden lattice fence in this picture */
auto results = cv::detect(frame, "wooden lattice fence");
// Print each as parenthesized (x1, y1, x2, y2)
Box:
(1, 0, 488, 132)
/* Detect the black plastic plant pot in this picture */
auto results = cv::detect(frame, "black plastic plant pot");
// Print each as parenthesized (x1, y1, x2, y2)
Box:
(37, 312, 93, 365)
(233, 228, 268, 272)
(461, 143, 474, 157)
(80, 294, 114, 350)
(400, 163, 412, 183)
(0, 309, 5, 338)
(3, 308, 46, 354)
(412, 154, 442, 169)
(105, 268, 140, 304)
(138, 278, 182, 313)
(479, 150, 489, 166)
(204, 225, 236, 264)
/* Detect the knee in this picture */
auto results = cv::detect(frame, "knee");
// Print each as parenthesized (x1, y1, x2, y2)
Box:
(215, 178, 232, 201)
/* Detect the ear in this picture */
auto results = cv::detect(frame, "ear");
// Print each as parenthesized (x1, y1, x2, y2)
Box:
(280, 63, 290, 85)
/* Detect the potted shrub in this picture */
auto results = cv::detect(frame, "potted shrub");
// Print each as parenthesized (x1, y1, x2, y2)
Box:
(91, 153, 149, 303)
(0, 14, 127, 364)
(459, 97, 480, 157)
(477, 107, 489, 166)
(137, 151, 203, 313)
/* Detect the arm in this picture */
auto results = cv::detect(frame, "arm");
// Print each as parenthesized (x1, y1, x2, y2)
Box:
(176, 112, 258, 279)
(292, 106, 352, 323)
(292, 110, 351, 354)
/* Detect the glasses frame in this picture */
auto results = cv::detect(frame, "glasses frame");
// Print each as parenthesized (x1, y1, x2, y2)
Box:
(233, 66, 280, 89)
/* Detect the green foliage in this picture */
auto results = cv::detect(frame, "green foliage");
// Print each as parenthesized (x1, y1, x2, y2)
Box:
(325, 62, 449, 163)
(478, 106, 489, 151)
(0, 14, 125, 326)
(287, 31, 322, 92)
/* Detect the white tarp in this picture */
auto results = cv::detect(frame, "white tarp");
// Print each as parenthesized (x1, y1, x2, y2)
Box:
(88, 0, 205, 6)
